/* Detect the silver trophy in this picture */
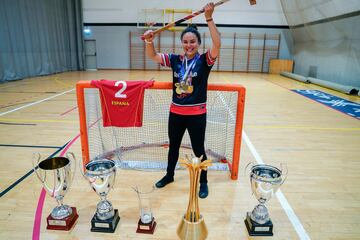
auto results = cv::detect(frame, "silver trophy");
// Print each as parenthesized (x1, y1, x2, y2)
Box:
(33, 152, 78, 231)
(82, 159, 120, 233)
(245, 164, 287, 236)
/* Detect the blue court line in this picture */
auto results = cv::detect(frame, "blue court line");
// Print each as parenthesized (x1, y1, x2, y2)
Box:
(0, 144, 61, 149)
(292, 89, 360, 120)
(0, 141, 69, 198)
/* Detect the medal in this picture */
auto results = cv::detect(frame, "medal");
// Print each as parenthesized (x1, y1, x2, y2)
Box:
(177, 54, 199, 94)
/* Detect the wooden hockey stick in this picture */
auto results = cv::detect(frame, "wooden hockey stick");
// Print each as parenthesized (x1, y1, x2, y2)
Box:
(141, 0, 230, 40)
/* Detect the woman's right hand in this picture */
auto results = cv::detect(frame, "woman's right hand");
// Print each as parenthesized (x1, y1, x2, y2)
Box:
(143, 30, 154, 42)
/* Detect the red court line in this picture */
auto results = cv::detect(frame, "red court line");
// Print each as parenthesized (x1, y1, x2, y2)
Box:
(32, 134, 80, 240)
(60, 106, 78, 116)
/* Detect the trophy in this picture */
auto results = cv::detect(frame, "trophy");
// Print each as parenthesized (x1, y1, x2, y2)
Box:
(177, 156, 212, 240)
(244, 164, 287, 236)
(33, 152, 78, 231)
(82, 159, 120, 233)
(133, 185, 157, 234)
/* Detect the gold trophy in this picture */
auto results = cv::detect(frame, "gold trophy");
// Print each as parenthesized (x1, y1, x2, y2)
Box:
(177, 156, 212, 240)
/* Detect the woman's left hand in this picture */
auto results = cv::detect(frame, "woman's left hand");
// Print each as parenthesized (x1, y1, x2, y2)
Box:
(204, 2, 215, 20)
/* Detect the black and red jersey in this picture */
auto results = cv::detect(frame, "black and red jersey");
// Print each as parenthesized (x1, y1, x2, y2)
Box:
(160, 50, 216, 115)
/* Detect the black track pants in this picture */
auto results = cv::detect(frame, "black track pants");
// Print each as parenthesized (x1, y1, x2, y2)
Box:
(166, 112, 208, 183)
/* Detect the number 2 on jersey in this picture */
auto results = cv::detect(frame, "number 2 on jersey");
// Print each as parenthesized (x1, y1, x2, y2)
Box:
(114, 81, 127, 98)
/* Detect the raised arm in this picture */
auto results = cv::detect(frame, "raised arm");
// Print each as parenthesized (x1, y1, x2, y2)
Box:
(144, 30, 163, 64)
(204, 2, 221, 59)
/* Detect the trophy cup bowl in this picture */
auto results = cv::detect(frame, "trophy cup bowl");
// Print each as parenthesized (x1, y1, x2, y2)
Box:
(33, 152, 78, 231)
(133, 185, 157, 234)
(245, 164, 286, 236)
(83, 159, 120, 233)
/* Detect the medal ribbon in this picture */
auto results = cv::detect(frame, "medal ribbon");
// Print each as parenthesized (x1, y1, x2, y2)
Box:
(180, 54, 200, 83)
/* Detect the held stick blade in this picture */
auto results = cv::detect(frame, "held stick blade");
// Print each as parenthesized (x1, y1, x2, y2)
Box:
(141, 0, 230, 40)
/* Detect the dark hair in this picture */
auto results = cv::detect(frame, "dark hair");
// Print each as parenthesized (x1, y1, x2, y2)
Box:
(181, 24, 201, 44)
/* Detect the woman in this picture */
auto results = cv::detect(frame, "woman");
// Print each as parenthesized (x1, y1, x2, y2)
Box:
(143, 2, 221, 199)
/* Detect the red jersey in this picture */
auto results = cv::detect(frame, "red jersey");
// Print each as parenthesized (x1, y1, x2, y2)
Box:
(91, 79, 154, 127)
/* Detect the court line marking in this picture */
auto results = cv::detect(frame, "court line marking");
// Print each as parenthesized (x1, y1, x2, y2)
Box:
(247, 125, 360, 131)
(0, 144, 61, 149)
(0, 122, 36, 126)
(0, 89, 74, 117)
(242, 131, 311, 240)
(0, 118, 77, 124)
(60, 106, 78, 116)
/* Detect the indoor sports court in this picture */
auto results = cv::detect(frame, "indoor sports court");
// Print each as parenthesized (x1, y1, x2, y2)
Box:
(1, 0, 359, 240)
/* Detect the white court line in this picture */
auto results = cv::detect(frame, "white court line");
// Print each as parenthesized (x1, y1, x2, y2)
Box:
(242, 131, 311, 240)
(0, 89, 74, 117)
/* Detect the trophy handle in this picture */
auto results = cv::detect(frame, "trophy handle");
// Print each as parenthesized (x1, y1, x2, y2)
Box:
(244, 162, 254, 176)
(32, 153, 57, 196)
(279, 163, 288, 185)
(66, 152, 77, 187)
(78, 155, 87, 179)
(32, 153, 44, 183)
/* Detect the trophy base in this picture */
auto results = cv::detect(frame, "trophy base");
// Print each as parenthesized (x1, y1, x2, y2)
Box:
(136, 217, 157, 234)
(177, 215, 208, 240)
(245, 212, 273, 236)
(91, 209, 120, 233)
(46, 207, 78, 231)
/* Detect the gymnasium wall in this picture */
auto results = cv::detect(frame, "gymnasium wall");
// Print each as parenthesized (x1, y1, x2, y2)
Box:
(83, 0, 287, 25)
(280, 0, 360, 87)
(82, 0, 292, 70)
(84, 26, 291, 70)
(291, 15, 360, 87)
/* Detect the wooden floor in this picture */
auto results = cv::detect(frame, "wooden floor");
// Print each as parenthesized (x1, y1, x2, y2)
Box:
(0, 70, 359, 240)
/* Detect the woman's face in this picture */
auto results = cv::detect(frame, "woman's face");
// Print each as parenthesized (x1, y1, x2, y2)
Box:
(181, 32, 200, 59)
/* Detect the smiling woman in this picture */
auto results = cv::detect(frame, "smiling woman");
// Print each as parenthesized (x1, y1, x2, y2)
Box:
(142, 2, 222, 199)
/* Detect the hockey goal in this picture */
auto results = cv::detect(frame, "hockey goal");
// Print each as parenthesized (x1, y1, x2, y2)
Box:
(76, 80, 245, 180)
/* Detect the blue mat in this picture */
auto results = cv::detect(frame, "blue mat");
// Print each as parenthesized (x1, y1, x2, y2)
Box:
(292, 90, 360, 120)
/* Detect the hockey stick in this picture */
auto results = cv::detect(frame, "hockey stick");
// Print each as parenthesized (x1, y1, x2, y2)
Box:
(141, 0, 230, 40)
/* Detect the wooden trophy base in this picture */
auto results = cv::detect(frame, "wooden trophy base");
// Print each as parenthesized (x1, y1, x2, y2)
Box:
(136, 217, 156, 234)
(46, 207, 78, 231)
(91, 209, 120, 233)
(244, 212, 273, 236)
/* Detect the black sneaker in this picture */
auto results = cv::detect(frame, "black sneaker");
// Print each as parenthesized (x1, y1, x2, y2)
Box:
(199, 183, 208, 199)
(155, 175, 174, 188)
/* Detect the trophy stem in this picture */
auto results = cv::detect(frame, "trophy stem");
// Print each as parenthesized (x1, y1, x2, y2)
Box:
(186, 166, 202, 223)
(56, 198, 64, 207)
(186, 168, 194, 221)
(194, 170, 200, 221)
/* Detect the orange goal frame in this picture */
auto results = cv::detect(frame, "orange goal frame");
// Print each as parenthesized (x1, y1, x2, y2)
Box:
(76, 80, 246, 180)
